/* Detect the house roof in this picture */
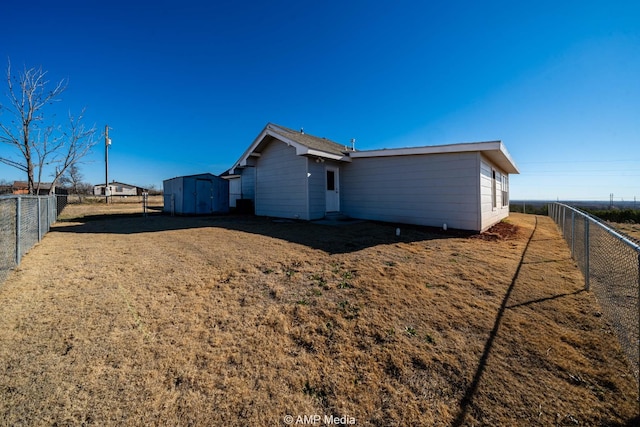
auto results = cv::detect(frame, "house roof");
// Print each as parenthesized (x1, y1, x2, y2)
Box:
(268, 124, 349, 157)
(13, 181, 54, 190)
(230, 123, 352, 171)
(94, 181, 147, 190)
(229, 123, 519, 175)
(349, 141, 519, 174)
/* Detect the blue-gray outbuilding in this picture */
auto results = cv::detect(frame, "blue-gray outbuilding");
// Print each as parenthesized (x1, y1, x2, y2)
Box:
(163, 173, 229, 215)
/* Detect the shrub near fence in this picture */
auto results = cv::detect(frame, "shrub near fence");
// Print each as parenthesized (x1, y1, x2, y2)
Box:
(0, 195, 58, 284)
(549, 203, 640, 386)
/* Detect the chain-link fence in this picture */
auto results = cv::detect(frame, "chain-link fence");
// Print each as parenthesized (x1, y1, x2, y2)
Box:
(549, 203, 639, 384)
(0, 195, 58, 285)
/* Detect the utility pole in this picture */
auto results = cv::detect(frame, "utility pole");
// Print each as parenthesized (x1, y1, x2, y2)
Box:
(105, 125, 111, 204)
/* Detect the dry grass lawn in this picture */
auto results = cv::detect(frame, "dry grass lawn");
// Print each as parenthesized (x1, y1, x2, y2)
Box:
(0, 205, 637, 426)
(609, 222, 640, 242)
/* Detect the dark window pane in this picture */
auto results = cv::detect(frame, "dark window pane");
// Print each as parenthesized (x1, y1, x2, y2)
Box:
(327, 170, 335, 191)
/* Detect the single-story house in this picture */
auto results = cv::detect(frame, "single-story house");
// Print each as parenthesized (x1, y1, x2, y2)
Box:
(11, 181, 57, 195)
(93, 181, 147, 197)
(226, 123, 519, 232)
(163, 173, 229, 215)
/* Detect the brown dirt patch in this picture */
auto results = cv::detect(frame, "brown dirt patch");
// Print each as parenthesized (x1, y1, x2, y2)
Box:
(0, 209, 637, 426)
(471, 219, 521, 241)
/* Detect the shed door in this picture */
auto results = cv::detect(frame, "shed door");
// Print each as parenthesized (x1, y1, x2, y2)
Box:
(195, 179, 212, 214)
(325, 166, 340, 212)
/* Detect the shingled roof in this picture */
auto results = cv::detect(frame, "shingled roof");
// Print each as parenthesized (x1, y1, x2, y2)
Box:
(229, 123, 352, 172)
(266, 124, 349, 156)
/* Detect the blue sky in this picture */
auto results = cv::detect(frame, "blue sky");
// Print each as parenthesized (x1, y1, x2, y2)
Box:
(0, 0, 638, 201)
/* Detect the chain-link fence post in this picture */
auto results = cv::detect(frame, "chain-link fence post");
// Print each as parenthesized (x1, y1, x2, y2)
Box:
(15, 197, 21, 265)
(53, 195, 58, 222)
(584, 218, 590, 291)
(37, 197, 42, 242)
(571, 210, 575, 257)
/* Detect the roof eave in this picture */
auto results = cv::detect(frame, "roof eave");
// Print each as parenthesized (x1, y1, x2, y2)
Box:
(231, 124, 273, 170)
(349, 140, 519, 174)
(497, 142, 519, 174)
(304, 148, 351, 162)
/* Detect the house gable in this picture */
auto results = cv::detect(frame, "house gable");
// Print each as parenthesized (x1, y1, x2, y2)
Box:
(230, 123, 352, 174)
(254, 138, 310, 220)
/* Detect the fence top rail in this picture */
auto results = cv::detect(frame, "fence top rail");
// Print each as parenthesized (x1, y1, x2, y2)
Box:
(551, 202, 640, 252)
(0, 194, 56, 200)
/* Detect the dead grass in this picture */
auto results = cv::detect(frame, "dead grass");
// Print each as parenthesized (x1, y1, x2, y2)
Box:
(609, 221, 640, 242)
(59, 195, 164, 219)
(0, 208, 637, 426)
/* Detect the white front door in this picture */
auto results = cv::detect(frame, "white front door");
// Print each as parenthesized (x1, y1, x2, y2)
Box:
(325, 166, 340, 212)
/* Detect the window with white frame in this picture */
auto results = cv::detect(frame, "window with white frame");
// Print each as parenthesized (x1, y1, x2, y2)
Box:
(491, 170, 497, 209)
(501, 175, 509, 207)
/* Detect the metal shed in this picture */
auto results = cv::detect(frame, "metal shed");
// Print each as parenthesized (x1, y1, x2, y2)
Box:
(163, 173, 229, 215)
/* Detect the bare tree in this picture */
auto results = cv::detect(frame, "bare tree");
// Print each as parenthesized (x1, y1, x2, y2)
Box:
(0, 60, 97, 194)
(58, 163, 83, 193)
(0, 178, 11, 195)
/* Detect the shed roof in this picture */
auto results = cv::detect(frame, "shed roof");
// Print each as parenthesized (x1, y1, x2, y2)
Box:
(164, 173, 222, 181)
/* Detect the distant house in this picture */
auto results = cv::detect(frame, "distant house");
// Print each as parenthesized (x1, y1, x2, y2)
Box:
(93, 181, 147, 197)
(163, 173, 229, 215)
(225, 123, 519, 232)
(11, 181, 57, 195)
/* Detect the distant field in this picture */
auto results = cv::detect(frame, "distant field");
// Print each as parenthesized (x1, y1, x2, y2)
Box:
(59, 195, 164, 217)
(0, 207, 637, 425)
(609, 222, 640, 242)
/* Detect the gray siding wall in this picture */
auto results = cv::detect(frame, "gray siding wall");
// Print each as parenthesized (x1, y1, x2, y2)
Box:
(116, 186, 138, 196)
(182, 177, 198, 214)
(255, 141, 309, 219)
(163, 175, 229, 214)
(307, 159, 329, 220)
(341, 152, 480, 230)
(240, 166, 256, 201)
(229, 177, 241, 207)
(479, 155, 509, 231)
(163, 177, 184, 213)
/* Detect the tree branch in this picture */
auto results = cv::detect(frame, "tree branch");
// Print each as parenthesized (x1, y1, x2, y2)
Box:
(0, 59, 92, 194)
